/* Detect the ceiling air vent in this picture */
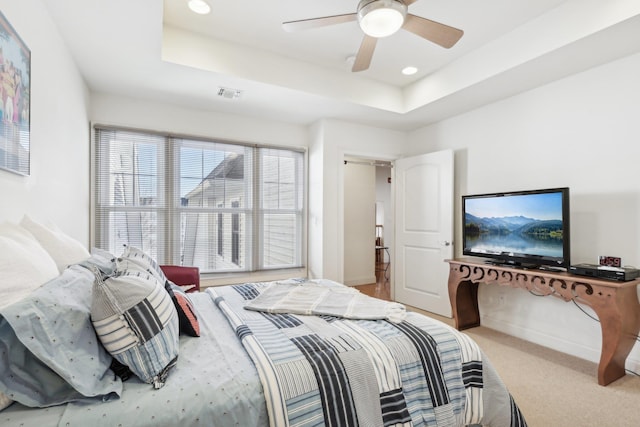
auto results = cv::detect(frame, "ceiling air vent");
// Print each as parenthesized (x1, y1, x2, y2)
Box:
(217, 87, 243, 99)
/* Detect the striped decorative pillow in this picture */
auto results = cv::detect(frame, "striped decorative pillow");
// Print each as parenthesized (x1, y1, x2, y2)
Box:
(91, 267, 179, 389)
(119, 245, 167, 284)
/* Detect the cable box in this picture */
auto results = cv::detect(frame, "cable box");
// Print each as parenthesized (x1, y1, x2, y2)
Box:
(569, 263, 640, 282)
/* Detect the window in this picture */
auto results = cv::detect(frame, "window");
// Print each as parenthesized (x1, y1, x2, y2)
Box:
(93, 127, 305, 274)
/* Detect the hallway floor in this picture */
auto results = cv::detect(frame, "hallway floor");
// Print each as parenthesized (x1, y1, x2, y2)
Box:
(354, 264, 453, 326)
(354, 262, 390, 301)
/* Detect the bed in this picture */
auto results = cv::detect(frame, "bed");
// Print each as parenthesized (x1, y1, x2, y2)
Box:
(0, 218, 527, 427)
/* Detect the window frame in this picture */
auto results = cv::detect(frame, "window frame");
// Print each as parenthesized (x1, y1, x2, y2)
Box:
(91, 125, 307, 281)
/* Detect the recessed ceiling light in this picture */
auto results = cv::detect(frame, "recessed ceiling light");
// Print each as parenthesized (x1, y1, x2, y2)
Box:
(188, 0, 211, 15)
(402, 66, 418, 75)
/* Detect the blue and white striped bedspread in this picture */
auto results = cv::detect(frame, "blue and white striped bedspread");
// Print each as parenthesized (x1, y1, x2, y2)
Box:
(208, 281, 527, 427)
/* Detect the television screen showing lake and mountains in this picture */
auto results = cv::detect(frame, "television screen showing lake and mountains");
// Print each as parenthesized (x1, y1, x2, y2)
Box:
(464, 192, 564, 257)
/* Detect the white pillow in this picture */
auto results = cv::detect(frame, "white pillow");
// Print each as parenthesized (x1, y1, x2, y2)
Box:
(0, 391, 12, 411)
(20, 215, 90, 272)
(0, 222, 59, 309)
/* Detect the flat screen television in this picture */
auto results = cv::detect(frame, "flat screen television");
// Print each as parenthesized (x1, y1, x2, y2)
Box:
(462, 187, 570, 269)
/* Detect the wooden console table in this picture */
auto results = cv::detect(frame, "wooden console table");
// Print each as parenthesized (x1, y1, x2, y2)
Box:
(447, 258, 640, 386)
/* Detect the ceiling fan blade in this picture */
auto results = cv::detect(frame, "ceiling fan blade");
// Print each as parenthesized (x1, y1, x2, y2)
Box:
(282, 13, 357, 32)
(402, 14, 463, 48)
(352, 35, 377, 72)
(403, 0, 421, 5)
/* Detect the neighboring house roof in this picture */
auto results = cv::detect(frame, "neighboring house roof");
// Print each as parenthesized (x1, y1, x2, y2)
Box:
(183, 152, 244, 202)
(206, 152, 243, 180)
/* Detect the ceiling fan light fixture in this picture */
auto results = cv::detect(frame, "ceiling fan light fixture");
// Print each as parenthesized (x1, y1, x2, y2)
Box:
(188, 0, 211, 15)
(357, 0, 407, 38)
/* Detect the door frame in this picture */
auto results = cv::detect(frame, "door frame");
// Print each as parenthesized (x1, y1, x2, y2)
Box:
(337, 149, 455, 308)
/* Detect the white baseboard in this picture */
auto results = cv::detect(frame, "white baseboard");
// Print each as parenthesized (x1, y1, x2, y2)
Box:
(481, 314, 640, 373)
(481, 314, 601, 363)
(344, 275, 376, 286)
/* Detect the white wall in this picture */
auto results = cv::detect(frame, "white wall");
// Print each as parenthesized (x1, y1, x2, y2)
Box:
(307, 122, 324, 279)
(0, 0, 90, 243)
(90, 92, 308, 150)
(407, 51, 640, 372)
(343, 162, 375, 286)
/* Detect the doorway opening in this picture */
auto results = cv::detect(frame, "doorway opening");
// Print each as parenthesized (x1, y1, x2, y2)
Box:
(343, 157, 393, 300)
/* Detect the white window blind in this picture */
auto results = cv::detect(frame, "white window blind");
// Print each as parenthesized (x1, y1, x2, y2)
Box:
(93, 127, 305, 274)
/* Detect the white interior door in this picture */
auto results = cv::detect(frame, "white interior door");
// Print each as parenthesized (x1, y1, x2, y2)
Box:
(394, 150, 454, 317)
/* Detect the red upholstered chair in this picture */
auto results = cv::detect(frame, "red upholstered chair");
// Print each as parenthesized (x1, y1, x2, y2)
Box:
(160, 265, 200, 293)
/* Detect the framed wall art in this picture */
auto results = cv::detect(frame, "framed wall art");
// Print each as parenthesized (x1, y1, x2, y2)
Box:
(0, 10, 30, 176)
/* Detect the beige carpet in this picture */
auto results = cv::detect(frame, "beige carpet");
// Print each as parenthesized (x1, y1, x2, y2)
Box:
(406, 306, 640, 427)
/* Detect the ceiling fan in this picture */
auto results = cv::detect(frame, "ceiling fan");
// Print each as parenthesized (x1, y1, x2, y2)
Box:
(282, 0, 464, 72)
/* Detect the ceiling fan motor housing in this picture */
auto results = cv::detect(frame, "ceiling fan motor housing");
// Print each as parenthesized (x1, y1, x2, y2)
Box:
(357, 0, 408, 38)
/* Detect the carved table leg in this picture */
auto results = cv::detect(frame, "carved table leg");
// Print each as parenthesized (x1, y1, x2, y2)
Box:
(589, 286, 640, 386)
(448, 266, 480, 330)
